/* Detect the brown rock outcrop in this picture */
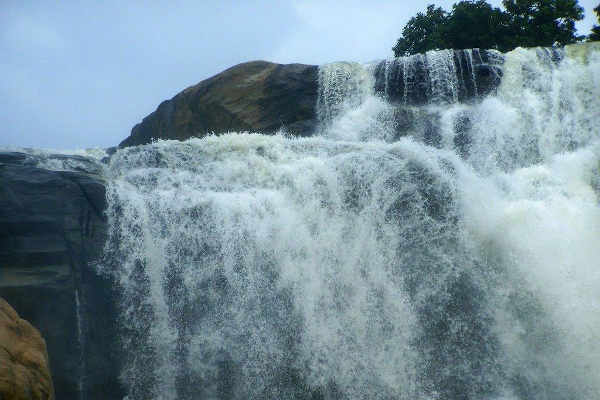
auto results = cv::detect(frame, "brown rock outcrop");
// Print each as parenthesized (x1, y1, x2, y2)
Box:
(0, 297, 54, 400)
(119, 60, 319, 147)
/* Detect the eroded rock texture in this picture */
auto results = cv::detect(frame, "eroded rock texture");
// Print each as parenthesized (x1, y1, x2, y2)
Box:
(0, 297, 54, 400)
(120, 61, 319, 147)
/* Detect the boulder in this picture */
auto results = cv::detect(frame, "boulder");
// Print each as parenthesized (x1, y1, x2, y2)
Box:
(120, 61, 319, 147)
(0, 152, 123, 400)
(0, 297, 54, 400)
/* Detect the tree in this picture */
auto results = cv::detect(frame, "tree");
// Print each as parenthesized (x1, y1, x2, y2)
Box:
(393, 5, 449, 57)
(589, 3, 600, 41)
(393, 1, 511, 56)
(445, 1, 512, 51)
(502, 0, 584, 47)
(393, 0, 586, 56)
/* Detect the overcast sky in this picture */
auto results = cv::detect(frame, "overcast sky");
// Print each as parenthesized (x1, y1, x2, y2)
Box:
(1, 0, 598, 149)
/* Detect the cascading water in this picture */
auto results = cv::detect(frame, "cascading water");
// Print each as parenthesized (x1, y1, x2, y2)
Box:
(99, 43, 600, 400)
(75, 289, 86, 400)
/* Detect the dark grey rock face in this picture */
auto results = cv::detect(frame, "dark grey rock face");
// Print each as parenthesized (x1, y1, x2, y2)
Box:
(120, 61, 319, 147)
(0, 152, 123, 400)
(373, 49, 504, 105)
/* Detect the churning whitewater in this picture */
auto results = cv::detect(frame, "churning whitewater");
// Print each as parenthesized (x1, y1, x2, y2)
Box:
(100, 44, 600, 400)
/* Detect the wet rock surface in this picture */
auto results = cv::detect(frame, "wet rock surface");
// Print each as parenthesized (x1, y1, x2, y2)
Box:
(0, 152, 123, 400)
(373, 49, 504, 105)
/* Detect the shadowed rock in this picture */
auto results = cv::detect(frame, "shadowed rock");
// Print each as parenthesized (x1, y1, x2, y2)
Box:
(0, 152, 123, 400)
(373, 49, 504, 105)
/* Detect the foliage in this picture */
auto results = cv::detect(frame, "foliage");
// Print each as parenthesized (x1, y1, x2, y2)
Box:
(445, 1, 512, 51)
(392, 5, 449, 56)
(589, 3, 600, 41)
(502, 0, 584, 47)
(393, 0, 585, 56)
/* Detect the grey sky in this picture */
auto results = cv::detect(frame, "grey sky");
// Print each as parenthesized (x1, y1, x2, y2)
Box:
(1, 0, 598, 149)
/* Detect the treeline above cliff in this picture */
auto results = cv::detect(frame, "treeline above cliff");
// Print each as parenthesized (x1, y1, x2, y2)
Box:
(393, 0, 599, 56)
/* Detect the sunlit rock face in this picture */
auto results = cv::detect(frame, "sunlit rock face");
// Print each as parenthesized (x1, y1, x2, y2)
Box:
(119, 61, 319, 147)
(0, 297, 54, 400)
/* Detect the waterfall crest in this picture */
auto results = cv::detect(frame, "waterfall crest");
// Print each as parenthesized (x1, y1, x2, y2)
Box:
(100, 44, 600, 400)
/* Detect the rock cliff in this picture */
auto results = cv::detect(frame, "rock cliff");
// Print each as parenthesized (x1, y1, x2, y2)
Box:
(120, 61, 319, 147)
(0, 152, 123, 400)
(119, 51, 507, 147)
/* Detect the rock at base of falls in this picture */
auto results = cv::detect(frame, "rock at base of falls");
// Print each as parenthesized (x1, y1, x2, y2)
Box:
(0, 297, 55, 400)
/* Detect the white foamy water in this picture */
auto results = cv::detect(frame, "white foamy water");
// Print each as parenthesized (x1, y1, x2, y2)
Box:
(0, 146, 108, 173)
(99, 43, 600, 400)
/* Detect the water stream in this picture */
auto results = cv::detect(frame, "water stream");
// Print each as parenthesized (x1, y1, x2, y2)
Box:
(100, 43, 600, 400)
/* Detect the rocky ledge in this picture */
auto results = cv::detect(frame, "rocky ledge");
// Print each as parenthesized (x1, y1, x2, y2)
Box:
(120, 61, 319, 147)
(118, 50, 510, 147)
(0, 152, 122, 400)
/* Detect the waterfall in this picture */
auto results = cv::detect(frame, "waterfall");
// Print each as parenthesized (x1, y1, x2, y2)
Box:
(317, 61, 373, 125)
(372, 49, 504, 105)
(100, 43, 600, 400)
(75, 289, 86, 400)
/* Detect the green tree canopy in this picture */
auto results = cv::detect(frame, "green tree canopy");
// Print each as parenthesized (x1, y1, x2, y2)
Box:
(502, 0, 584, 47)
(393, 0, 585, 57)
(445, 1, 511, 51)
(589, 3, 600, 41)
(392, 5, 449, 56)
